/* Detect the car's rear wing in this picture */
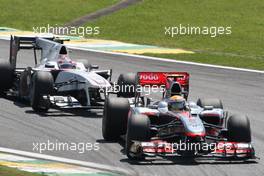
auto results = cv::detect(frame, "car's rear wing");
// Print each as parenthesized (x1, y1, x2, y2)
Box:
(138, 72, 190, 98)
(9, 35, 69, 68)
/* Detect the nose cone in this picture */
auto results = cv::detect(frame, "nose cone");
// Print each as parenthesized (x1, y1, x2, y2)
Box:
(179, 113, 206, 137)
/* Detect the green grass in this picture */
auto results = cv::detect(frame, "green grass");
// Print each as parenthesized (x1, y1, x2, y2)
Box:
(0, 0, 263, 69)
(0, 165, 45, 176)
(86, 0, 264, 70)
(0, 0, 119, 30)
(146, 53, 264, 70)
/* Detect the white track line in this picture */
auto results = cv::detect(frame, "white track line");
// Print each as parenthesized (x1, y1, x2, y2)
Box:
(0, 147, 135, 176)
(68, 46, 264, 74)
(0, 37, 262, 73)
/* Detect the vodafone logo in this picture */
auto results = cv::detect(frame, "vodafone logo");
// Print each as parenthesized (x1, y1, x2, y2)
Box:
(140, 74, 159, 81)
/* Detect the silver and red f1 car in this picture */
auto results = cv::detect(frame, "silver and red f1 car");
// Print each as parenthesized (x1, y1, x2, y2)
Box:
(0, 35, 112, 112)
(102, 72, 255, 161)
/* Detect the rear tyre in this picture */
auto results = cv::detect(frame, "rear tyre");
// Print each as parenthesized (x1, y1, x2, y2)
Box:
(102, 97, 130, 141)
(0, 60, 14, 94)
(126, 114, 150, 160)
(197, 98, 223, 109)
(117, 73, 138, 98)
(30, 71, 54, 112)
(227, 114, 251, 142)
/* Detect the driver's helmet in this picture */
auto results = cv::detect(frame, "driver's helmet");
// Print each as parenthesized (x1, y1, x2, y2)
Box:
(167, 95, 186, 111)
(57, 54, 75, 69)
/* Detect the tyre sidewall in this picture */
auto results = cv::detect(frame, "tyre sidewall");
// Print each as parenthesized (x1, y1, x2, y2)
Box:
(30, 71, 54, 112)
(102, 97, 130, 140)
(227, 114, 251, 142)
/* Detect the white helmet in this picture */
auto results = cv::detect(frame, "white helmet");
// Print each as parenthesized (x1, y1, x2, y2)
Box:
(57, 54, 75, 69)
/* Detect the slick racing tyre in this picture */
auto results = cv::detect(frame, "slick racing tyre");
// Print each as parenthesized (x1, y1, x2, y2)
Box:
(227, 114, 251, 142)
(30, 71, 54, 112)
(102, 97, 130, 141)
(117, 73, 138, 98)
(197, 98, 223, 109)
(0, 60, 14, 94)
(126, 114, 151, 160)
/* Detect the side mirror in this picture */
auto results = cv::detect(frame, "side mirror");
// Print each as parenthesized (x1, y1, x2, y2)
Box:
(90, 64, 99, 70)
(45, 62, 55, 68)
(157, 101, 169, 114)
(204, 106, 214, 110)
(158, 106, 168, 114)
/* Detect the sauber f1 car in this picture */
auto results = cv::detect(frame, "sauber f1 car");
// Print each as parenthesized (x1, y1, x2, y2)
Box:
(0, 35, 112, 112)
(102, 72, 255, 161)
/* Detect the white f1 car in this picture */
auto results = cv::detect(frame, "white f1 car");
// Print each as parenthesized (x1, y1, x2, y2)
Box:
(0, 36, 112, 112)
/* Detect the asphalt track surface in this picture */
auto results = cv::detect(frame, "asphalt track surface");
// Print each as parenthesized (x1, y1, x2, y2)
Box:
(0, 39, 263, 176)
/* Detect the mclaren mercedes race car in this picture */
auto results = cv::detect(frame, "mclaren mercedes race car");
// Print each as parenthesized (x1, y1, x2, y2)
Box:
(102, 72, 255, 161)
(0, 35, 112, 112)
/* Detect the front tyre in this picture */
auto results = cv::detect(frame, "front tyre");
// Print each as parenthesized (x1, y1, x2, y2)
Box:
(126, 114, 150, 160)
(227, 114, 251, 142)
(30, 71, 54, 112)
(102, 97, 130, 141)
